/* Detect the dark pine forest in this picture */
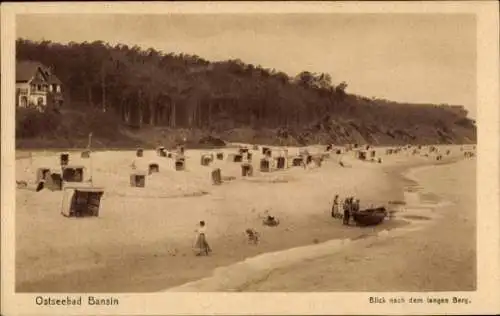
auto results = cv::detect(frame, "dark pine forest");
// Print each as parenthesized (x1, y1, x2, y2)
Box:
(16, 39, 477, 149)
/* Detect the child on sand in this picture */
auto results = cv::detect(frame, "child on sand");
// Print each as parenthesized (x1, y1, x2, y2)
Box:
(194, 221, 211, 256)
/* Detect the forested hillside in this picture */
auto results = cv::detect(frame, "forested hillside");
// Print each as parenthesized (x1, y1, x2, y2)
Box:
(15, 39, 476, 149)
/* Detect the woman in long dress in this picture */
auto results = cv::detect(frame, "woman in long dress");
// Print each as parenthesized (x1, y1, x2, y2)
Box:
(331, 194, 340, 217)
(194, 221, 211, 256)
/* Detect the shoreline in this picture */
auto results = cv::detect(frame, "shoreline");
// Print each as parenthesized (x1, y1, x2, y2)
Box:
(238, 158, 476, 292)
(15, 146, 472, 292)
(163, 156, 468, 292)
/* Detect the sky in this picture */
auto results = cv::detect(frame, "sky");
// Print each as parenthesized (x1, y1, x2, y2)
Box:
(16, 13, 477, 118)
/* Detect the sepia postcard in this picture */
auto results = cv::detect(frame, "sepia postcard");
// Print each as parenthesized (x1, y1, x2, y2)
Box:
(1, 1, 499, 315)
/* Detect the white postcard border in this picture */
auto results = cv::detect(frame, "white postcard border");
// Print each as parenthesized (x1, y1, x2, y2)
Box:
(1, 2, 499, 315)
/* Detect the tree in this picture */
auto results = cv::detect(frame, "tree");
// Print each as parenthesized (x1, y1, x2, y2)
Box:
(15, 38, 476, 147)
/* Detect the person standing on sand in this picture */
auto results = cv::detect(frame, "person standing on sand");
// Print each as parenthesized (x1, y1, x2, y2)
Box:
(343, 198, 351, 225)
(352, 199, 360, 214)
(194, 221, 211, 256)
(331, 195, 340, 217)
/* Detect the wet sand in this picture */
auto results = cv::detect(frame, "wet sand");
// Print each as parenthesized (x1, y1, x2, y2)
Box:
(239, 158, 476, 292)
(15, 144, 474, 292)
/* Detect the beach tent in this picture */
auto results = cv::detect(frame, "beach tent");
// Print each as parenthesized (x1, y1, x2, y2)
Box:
(292, 157, 303, 167)
(216, 152, 224, 160)
(136, 148, 144, 157)
(260, 158, 270, 172)
(148, 163, 160, 174)
(233, 154, 243, 162)
(157, 146, 167, 157)
(211, 168, 222, 185)
(200, 154, 212, 166)
(275, 157, 285, 169)
(61, 186, 105, 217)
(227, 153, 243, 163)
(238, 147, 249, 154)
(46, 172, 63, 191)
(81, 150, 91, 158)
(62, 165, 85, 182)
(241, 163, 254, 177)
(130, 172, 146, 187)
(175, 158, 185, 171)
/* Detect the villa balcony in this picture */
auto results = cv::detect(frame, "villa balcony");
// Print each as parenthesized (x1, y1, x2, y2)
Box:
(31, 90, 48, 96)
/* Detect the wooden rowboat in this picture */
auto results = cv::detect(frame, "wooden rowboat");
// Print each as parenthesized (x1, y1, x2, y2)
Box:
(352, 207, 387, 226)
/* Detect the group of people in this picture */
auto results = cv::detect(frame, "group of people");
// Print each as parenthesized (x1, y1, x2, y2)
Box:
(331, 194, 361, 225)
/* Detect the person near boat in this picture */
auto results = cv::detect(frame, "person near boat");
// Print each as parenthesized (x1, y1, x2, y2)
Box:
(352, 199, 360, 214)
(263, 215, 280, 226)
(343, 197, 351, 225)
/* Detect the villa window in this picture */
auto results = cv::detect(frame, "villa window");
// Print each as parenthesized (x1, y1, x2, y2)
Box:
(20, 96, 28, 108)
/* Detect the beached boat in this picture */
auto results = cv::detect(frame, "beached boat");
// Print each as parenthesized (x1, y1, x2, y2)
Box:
(352, 207, 387, 226)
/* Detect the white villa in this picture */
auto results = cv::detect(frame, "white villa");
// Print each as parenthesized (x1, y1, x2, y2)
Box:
(16, 60, 64, 112)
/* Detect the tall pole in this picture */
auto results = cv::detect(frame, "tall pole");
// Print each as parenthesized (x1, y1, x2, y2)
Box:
(87, 132, 93, 149)
(88, 132, 93, 186)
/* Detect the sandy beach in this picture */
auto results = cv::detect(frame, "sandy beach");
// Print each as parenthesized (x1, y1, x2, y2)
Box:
(238, 158, 476, 292)
(15, 144, 475, 292)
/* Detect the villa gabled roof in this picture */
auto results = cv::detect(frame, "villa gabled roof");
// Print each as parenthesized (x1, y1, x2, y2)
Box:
(16, 60, 62, 85)
(47, 72, 62, 85)
(16, 60, 43, 82)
